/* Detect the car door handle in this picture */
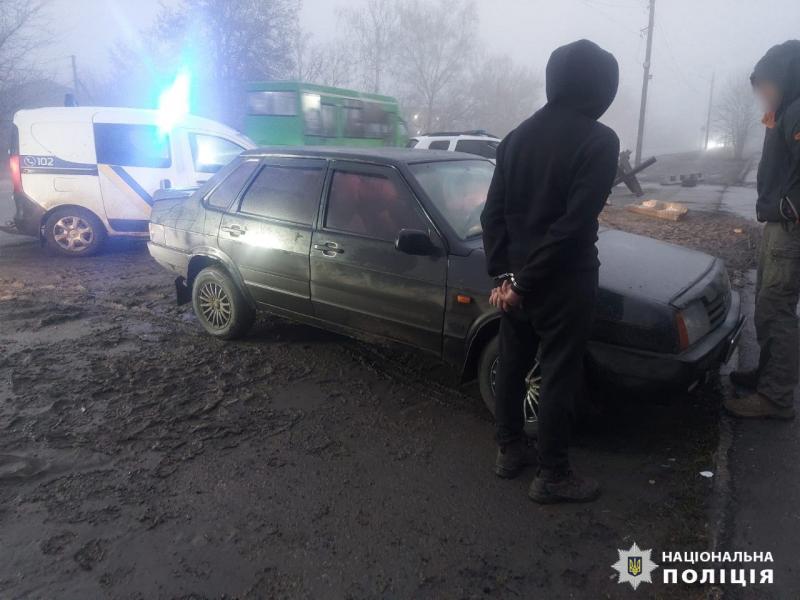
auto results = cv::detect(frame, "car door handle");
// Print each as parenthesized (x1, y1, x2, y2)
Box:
(221, 224, 247, 237)
(313, 241, 344, 255)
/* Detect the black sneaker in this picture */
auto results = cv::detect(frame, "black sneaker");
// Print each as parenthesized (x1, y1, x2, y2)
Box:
(529, 469, 601, 504)
(730, 369, 759, 390)
(494, 439, 534, 479)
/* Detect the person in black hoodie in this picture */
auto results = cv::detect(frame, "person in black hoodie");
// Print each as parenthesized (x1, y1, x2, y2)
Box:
(481, 39, 619, 504)
(726, 40, 800, 420)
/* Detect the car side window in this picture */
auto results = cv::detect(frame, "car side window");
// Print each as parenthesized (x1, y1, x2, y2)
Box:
(325, 170, 426, 242)
(189, 134, 246, 173)
(239, 162, 326, 225)
(428, 140, 450, 150)
(94, 123, 171, 168)
(206, 160, 259, 210)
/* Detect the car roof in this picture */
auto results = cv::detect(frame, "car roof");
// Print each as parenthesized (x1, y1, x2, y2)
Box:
(242, 146, 490, 166)
(13, 106, 245, 138)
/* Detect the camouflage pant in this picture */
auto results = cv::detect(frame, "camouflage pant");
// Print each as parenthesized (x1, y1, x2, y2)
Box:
(755, 222, 800, 407)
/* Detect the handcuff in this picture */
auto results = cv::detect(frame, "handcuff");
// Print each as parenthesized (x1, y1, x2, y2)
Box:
(779, 196, 800, 227)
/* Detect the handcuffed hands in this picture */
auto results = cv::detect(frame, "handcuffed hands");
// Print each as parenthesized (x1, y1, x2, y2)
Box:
(489, 279, 522, 312)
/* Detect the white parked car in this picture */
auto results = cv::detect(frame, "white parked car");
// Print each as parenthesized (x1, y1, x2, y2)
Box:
(407, 130, 500, 160)
(4, 106, 255, 256)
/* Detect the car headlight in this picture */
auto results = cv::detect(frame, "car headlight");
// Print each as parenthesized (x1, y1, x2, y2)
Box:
(676, 300, 711, 350)
(149, 222, 165, 245)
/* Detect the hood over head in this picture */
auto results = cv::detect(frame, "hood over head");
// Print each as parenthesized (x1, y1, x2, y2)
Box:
(545, 39, 619, 120)
(751, 40, 800, 113)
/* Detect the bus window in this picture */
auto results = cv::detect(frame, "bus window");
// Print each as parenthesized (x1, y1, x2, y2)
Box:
(363, 102, 391, 139)
(344, 99, 364, 137)
(247, 91, 298, 116)
(303, 93, 338, 137)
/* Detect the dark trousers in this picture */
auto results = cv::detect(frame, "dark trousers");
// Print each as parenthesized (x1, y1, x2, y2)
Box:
(755, 222, 800, 408)
(494, 269, 598, 472)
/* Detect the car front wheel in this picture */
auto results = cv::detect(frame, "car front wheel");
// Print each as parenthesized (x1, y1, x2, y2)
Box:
(478, 336, 542, 438)
(192, 266, 255, 339)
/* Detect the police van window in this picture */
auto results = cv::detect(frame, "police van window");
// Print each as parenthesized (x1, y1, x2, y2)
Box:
(239, 163, 326, 225)
(428, 140, 450, 150)
(189, 134, 246, 173)
(206, 160, 259, 210)
(94, 123, 171, 168)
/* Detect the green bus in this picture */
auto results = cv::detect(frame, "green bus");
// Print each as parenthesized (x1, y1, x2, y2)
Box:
(243, 81, 409, 147)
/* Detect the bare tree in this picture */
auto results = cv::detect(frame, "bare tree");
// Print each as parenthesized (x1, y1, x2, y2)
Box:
(394, 0, 478, 131)
(338, 0, 398, 94)
(0, 1, 54, 138)
(714, 73, 760, 160)
(457, 54, 543, 137)
(291, 32, 354, 88)
(151, 0, 300, 124)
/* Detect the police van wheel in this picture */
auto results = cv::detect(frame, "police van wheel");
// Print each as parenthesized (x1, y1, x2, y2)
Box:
(192, 266, 255, 340)
(44, 207, 106, 257)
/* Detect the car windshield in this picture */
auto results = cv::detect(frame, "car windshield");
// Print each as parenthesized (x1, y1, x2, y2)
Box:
(409, 159, 495, 239)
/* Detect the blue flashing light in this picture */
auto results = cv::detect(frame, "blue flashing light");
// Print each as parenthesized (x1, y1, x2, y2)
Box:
(156, 70, 191, 135)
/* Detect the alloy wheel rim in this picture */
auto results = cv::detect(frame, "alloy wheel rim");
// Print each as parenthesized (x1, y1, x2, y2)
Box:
(490, 357, 541, 425)
(198, 282, 232, 329)
(53, 216, 93, 252)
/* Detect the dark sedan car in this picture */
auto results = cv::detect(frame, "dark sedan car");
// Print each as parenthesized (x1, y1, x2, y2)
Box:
(147, 147, 745, 431)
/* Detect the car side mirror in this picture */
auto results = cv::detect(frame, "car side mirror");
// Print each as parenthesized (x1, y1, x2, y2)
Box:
(395, 229, 435, 256)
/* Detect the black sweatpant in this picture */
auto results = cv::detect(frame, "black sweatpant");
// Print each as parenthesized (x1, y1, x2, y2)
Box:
(494, 269, 598, 472)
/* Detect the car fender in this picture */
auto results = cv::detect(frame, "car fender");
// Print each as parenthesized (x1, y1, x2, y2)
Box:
(461, 311, 501, 381)
(187, 246, 256, 310)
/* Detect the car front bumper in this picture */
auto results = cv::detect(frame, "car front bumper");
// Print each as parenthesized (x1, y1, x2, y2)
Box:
(589, 290, 744, 391)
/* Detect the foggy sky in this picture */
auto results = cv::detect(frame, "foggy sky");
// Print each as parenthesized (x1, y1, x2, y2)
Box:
(38, 0, 800, 155)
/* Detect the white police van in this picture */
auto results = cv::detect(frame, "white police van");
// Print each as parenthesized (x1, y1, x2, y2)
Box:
(5, 106, 255, 256)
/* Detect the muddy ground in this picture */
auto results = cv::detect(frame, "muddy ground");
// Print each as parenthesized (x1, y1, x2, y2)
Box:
(0, 206, 754, 599)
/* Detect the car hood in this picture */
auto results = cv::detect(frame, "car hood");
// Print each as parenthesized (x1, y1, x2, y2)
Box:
(461, 228, 716, 305)
(597, 229, 715, 303)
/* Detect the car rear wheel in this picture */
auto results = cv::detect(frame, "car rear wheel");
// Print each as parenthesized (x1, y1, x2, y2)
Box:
(478, 336, 542, 438)
(192, 266, 254, 339)
(44, 207, 106, 257)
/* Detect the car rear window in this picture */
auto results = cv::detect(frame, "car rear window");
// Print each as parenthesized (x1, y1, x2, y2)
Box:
(206, 160, 259, 210)
(455, 139, 498, 159)
(428, 140, 450, 150)
(239, 162, 326, 225)
(94, 123, 171, 168)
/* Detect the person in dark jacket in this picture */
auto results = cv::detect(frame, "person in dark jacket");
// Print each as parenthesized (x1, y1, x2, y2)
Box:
(726, 40, 800, 420)
(481, 39, 620, 504)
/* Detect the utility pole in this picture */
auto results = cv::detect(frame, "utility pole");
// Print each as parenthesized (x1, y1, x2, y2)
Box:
(634, 0, 655, 166)
(703, 70, 716, 150)
(70, 55, 79, 96)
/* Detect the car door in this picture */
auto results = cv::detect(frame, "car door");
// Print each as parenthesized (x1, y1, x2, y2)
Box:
(93, 119, 178, 231)
(217, 157, 327, 316)
(310, 161, 447, 352)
